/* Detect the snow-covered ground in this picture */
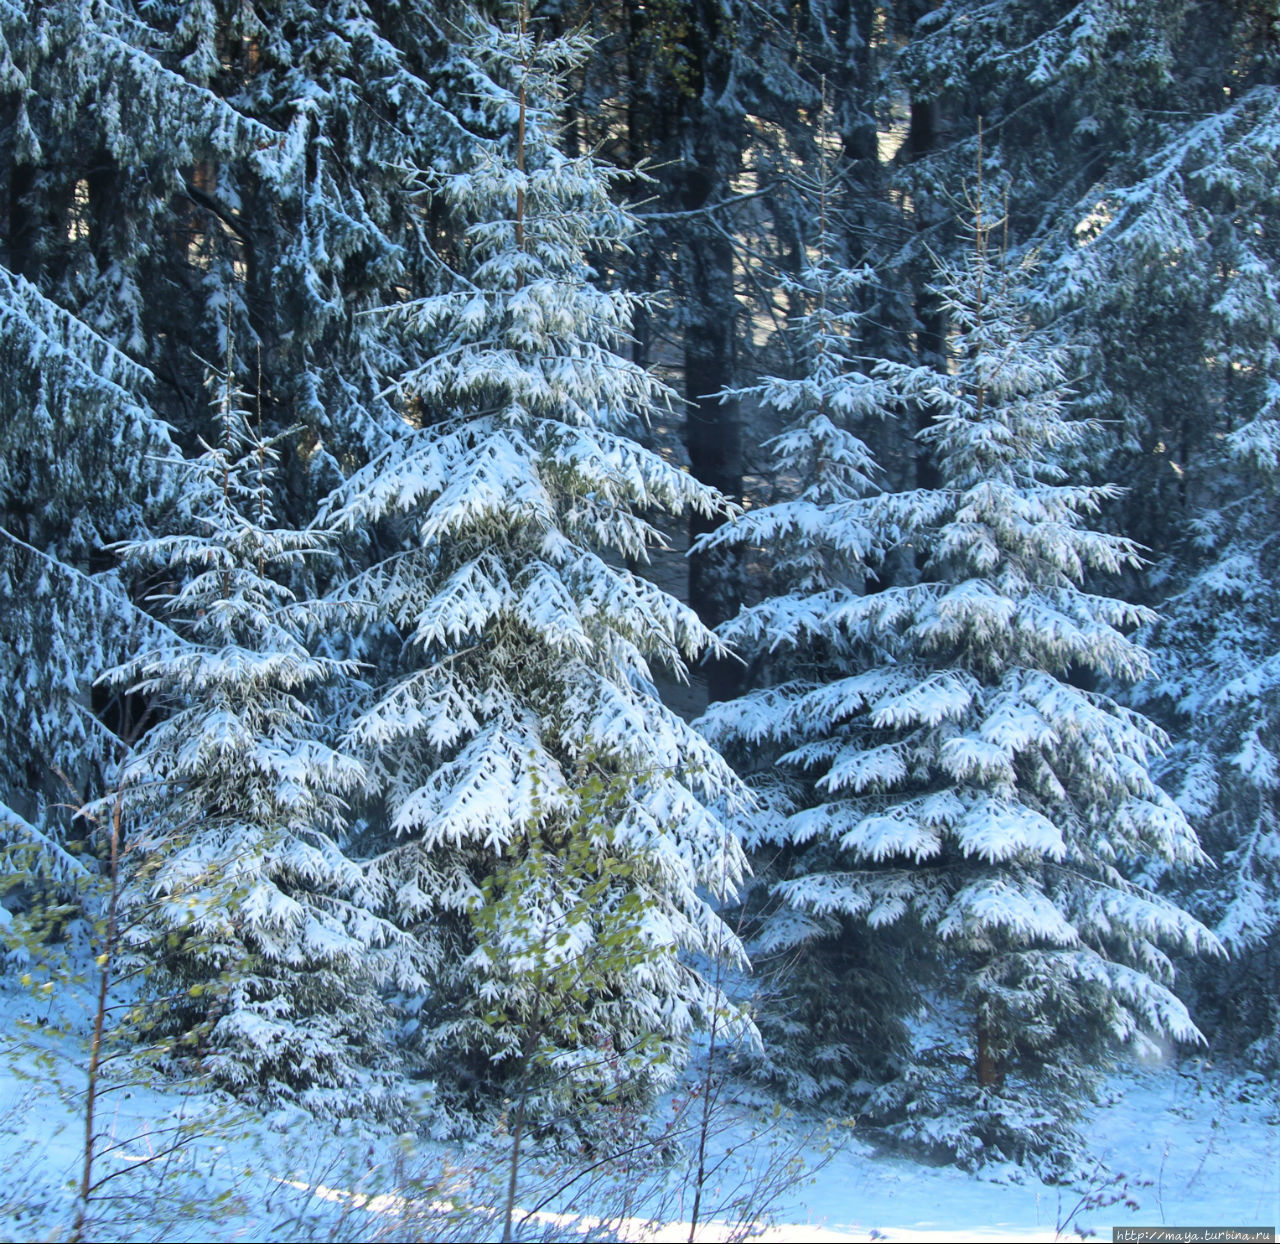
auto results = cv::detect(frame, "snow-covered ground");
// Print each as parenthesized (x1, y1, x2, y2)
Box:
(2, 977, 1275, 1243)
(761, 1063, 1278, 1241)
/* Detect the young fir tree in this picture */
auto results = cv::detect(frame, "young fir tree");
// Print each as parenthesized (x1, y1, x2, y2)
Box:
(703, 170, 1217, 1171)
(319, 9, 748, 1125)
(103, 352, 407, 1117)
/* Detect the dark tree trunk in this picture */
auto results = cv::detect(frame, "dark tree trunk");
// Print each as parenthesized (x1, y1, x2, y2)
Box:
(7, 160, 36, 275)
(976, 1018, 1004, 1090)
(677, 0, 745, 704)
(685, 290, 742, 702)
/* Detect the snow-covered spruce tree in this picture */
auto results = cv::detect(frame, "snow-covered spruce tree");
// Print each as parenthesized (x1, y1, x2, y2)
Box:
(1129, 419, 1280, 1072)
(319, 9, 748, 1126)
(703, 174, 1217, 1172)
(101, 353, 408, 1117)
(1, 0, 499, 1020)
(1043, 81, 1280, 1072)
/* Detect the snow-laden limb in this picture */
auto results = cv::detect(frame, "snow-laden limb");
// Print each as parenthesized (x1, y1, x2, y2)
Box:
(1078, 88, 1280, 1065)
(1128, 445, 1280, 1069)
(0, 801, 87, 888)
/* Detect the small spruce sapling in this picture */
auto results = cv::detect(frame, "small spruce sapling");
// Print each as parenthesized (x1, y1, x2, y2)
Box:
(101, 344, 407, 1116)
(465, 762, 678, 1243)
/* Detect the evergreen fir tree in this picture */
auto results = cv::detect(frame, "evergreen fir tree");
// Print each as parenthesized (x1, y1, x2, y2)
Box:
(319, 8, 749, 1124)
(703, 166, 1216, 1171)
(1129, 416, 1280, 1072)
(102, 349, 407, 1116)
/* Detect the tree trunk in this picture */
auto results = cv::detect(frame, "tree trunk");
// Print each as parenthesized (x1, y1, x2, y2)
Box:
(678, 0, 744, 704)
(976, 1018, 1003, 1090)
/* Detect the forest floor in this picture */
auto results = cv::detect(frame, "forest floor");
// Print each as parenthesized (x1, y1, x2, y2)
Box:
(0, 974, 1275, 1242)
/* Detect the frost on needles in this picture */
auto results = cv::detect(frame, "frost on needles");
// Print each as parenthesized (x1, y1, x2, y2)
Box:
(100, 356, 408, 1118)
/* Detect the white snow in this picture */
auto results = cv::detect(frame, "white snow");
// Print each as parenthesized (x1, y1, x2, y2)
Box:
(2, 967, 1273, 1244)
(757, 1066, 1278, 1242)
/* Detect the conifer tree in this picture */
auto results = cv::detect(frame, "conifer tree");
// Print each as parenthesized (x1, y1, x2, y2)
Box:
(695, 135, 912, 1103)
(102, 351, 406, 1116)
(1, 0, 487, 977)
(320, 8, 748, 1121)
(703, 163, 1216, 1169)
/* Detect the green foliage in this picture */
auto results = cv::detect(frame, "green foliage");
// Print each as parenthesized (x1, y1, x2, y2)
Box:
(465, 763, 672, 1119)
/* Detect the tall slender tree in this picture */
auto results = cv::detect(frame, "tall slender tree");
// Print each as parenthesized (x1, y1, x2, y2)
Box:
(693, 130, 911, 1103)
(101, 349, 408, 1114)
(320, 7, 749, 1120)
